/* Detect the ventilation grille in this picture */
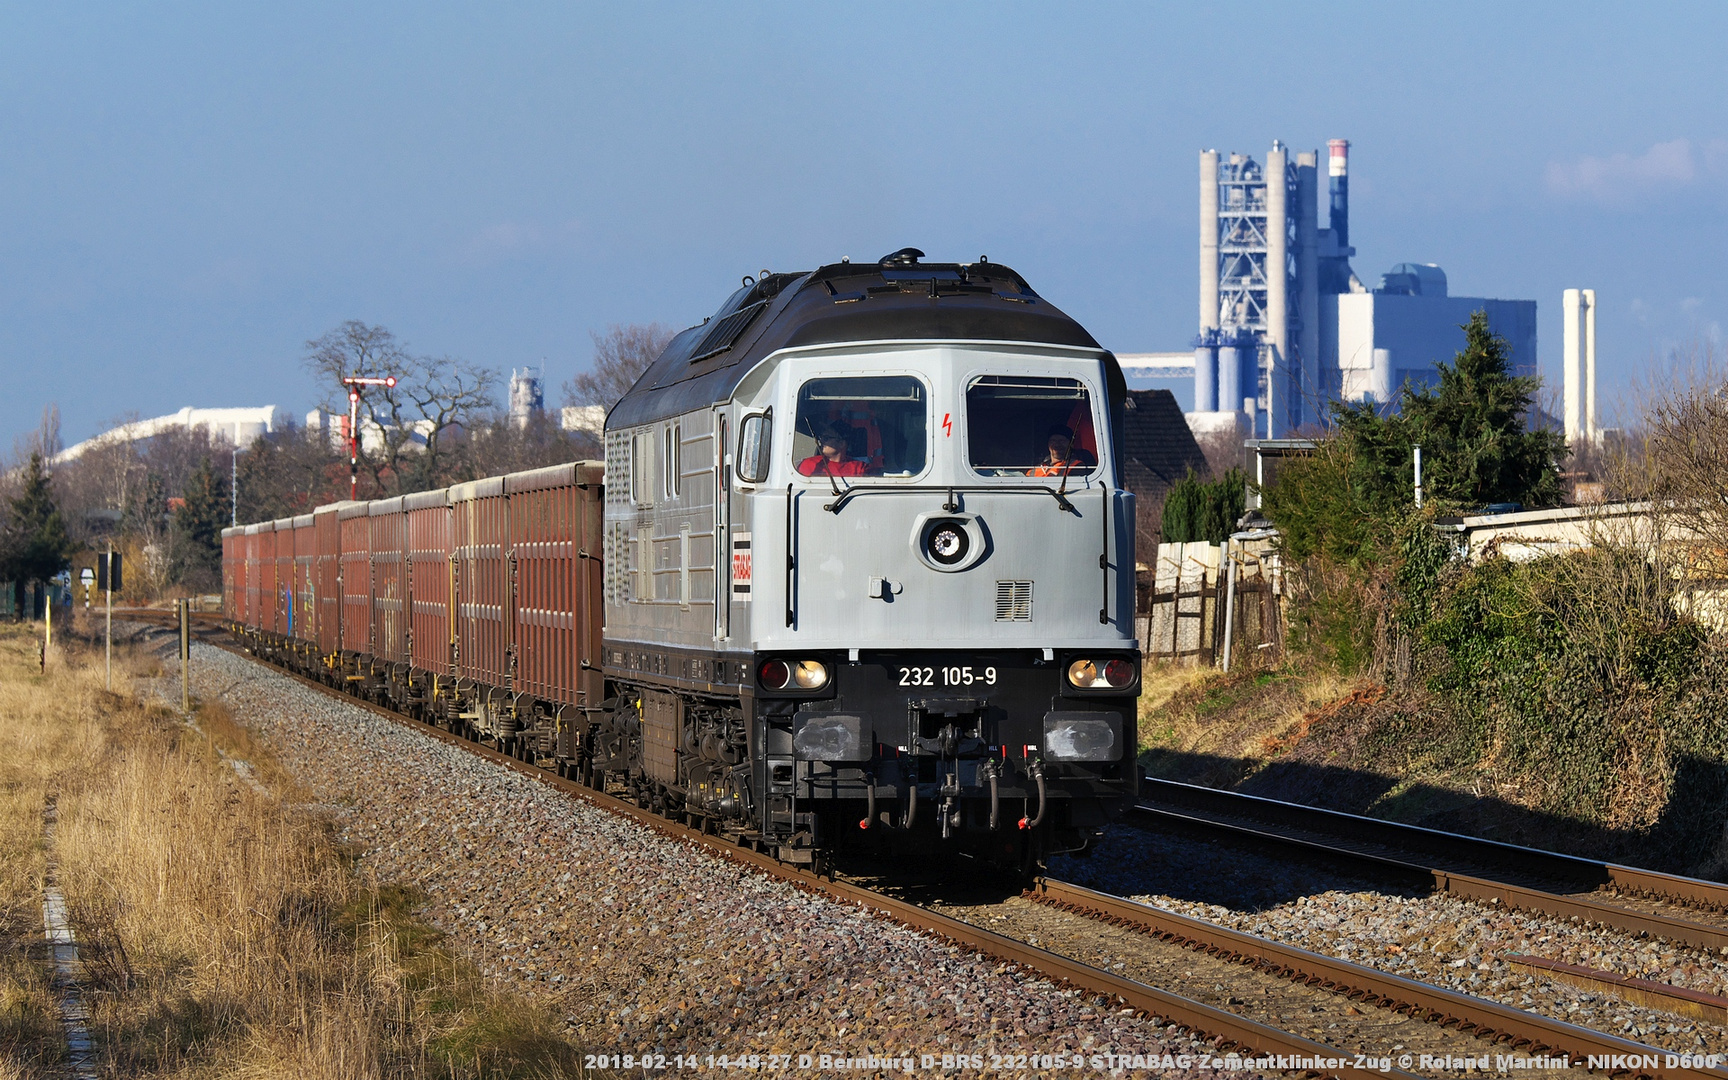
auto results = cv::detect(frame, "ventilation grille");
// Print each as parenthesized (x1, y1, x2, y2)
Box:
(690, 300, 767, 362)
(995, 580, 1033, 622)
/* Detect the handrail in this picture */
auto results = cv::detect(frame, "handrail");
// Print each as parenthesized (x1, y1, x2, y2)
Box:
(1099, 486, 1110, 625)
(784, 485, 797, 628)
(822, 482, 1080, 514)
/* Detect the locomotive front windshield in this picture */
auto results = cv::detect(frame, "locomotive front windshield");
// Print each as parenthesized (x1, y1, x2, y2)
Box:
(792, 376, 927, 478)
(966, 376, 1098, 477)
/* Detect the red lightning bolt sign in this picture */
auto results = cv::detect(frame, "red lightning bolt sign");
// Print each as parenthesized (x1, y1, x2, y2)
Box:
(942, 412, 952, 437)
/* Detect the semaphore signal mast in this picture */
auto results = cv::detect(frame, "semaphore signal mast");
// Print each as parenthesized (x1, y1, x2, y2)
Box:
(340, 374, 396, 499)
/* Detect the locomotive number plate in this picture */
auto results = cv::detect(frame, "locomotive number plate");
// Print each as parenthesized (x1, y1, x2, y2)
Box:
(898, 664, 998, 688)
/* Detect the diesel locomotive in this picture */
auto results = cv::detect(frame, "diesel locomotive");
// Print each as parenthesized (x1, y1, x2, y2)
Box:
(224, 248, 1141, 869)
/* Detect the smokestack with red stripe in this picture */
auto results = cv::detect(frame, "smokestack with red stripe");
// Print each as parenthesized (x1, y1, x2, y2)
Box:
(1328, 139, 1350, 250)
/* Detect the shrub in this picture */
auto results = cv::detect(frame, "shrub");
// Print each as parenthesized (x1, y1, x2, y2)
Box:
(1159, 468, 1246, 544)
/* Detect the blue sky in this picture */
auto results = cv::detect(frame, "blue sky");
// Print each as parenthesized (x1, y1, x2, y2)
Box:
(3, 2, 1724, 448)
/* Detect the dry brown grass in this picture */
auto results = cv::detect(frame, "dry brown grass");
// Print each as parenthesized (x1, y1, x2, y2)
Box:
(1137, 660, 1367, 782)
(0, 624, 68, 1079)
(0, 621, 587, 1079)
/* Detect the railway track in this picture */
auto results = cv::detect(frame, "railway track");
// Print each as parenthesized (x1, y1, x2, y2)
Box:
(112, 611, 1728, 1077)
(850, 865, 1726, 1079)
(1137, 778, 1728, 954)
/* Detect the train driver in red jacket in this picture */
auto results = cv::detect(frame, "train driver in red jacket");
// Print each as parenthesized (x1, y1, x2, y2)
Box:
(797, 420, 873, 477)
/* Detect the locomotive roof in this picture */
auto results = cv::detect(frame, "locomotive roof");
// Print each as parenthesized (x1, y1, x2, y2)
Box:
(607, 251, 1105, 429)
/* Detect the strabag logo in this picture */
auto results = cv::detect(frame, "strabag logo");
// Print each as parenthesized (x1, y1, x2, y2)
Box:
(731, 533, 752, 599)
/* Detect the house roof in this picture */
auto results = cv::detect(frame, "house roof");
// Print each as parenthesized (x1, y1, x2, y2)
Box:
(1118, 389, 1208, 499)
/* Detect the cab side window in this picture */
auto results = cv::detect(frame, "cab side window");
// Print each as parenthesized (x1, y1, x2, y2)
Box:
(630, 430, 654, 505)
(663, 423, 681, 499)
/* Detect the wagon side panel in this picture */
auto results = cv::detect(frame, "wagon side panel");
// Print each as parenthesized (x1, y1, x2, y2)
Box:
(315, 509, 342, 656)
(408, 500, 453, 677)
(340, 510, 372, 655)
(370, 504, 408, 664)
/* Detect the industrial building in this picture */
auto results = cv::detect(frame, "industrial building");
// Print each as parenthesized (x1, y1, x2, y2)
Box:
(51, 405, 291, 465)
(304, 408, 436, 454)
(1181, 139, 1537, 437)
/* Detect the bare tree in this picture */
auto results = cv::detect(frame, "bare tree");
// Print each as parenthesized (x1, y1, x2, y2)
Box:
(52, 433, 143, 546)
(1642, 342, 1728, 550)
(562, 323, 675, 412)
(234, 427, 350, 522)
(1191, 423, 1246, 478)
(305, 321, 498, 496)
(12, 404, 63, 464)
(461, 410, 601, 480)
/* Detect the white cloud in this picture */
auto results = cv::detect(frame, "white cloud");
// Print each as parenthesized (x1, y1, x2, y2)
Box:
(1544, 138, 1728, 202)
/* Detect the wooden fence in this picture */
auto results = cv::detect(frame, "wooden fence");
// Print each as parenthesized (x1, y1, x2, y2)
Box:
(1136, 539, 1283, 668)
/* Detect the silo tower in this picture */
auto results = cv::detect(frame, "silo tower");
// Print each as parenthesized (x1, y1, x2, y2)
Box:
(509, 367, 545, 429)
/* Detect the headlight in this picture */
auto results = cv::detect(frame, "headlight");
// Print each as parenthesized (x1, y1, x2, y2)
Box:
(792, 660, 828, 689)
(925, 521, 970, 565)
(759, 658, 828, 691)
(1066, 657, 1136, 690)
(1043, 711, 1122, 761)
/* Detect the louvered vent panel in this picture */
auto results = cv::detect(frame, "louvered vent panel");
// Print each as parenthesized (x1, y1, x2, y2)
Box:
(995, 580, 1033, 622)
(690, 300, 767, 362)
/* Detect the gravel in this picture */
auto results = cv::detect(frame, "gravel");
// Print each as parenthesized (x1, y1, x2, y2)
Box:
(168, 640, 1243, 1077)
(1051, 824, 1728, 1054)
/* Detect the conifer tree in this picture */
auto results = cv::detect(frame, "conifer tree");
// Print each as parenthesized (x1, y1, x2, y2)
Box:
(175, 456, 230, 587)
(1, 452, 73, 595)
(1329, 310, 1564, 512)
(1159, 468, 1248, 544)
(1403, 311, 1566, 507)
(1262, 311, 1565, 562)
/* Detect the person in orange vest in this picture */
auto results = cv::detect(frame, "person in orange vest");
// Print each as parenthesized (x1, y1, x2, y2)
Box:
(798, 420, 873, 477)
(1028, 425, 1096, 477)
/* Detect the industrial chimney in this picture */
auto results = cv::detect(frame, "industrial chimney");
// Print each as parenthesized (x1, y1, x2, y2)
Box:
(1562, 289, 1597, 448)
(1328, 139, 1350, 250)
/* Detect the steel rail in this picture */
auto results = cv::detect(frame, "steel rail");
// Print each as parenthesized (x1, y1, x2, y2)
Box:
(121, 612, 1411, 1079)
(1506, 956, 1728, 1027)
(1031, 877, 1727, 1080)
(1137, 784, 1728, 953)
(1143, 778, 1728, 913)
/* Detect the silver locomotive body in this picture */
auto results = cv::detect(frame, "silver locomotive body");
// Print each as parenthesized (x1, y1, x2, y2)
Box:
(596, 253, 1140, 865)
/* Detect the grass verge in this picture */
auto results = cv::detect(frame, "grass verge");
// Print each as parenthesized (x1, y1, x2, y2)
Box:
(0, 619, 588, 1078)
(1136, 660, 1364, 788)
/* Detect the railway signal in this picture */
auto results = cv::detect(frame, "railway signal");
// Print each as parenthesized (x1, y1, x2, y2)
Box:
(339, 374, 397, 500)
(178, 598, 191, 714)
(98, 549, 121, 690)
